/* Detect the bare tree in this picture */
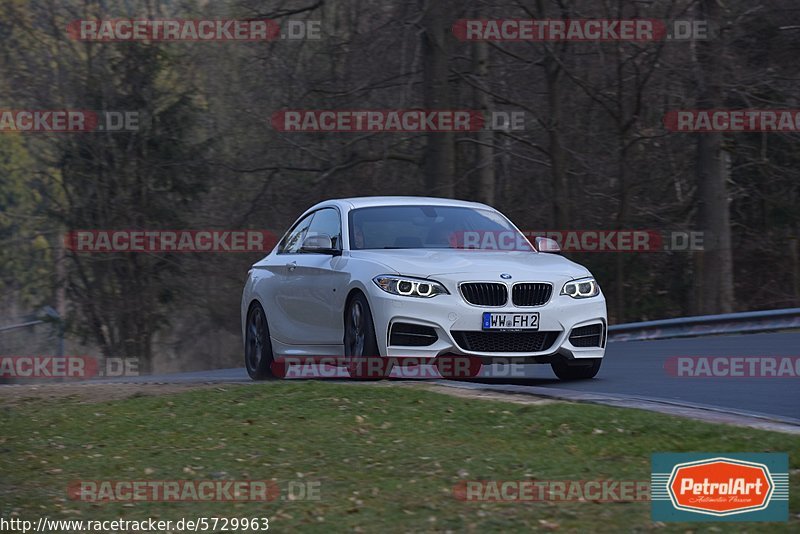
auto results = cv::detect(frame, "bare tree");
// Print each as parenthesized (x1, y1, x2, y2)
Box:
(693, 0, 735, 314)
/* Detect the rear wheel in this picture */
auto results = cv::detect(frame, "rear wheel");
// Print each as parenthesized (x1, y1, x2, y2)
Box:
(551, 358, 602, 380)
(344, 292, 392, 379)
(245, 303, 275, 380)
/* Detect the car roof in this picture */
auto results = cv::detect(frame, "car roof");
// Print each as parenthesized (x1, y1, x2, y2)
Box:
(309, 196, 493, 212)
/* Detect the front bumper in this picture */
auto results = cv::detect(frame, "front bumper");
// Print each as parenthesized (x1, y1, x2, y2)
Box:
(367, 285, 607, 362)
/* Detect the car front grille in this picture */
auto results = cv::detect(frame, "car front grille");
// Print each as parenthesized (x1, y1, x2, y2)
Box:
(389, 323, 438, 347)
(460, 283, 508, 306)
(568, 324, 604, 347)
(451, 331, 559, 353)
(511, 283, 553, 306)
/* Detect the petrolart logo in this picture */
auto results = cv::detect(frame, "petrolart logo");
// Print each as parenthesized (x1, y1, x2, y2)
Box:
(652, 453, 788, 522)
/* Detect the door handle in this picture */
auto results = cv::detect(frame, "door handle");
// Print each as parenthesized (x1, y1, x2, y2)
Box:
(286, 261, 297, 272)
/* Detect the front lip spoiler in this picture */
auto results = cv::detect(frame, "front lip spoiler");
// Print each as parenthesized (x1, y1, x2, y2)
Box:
(470, 354, 562, 365)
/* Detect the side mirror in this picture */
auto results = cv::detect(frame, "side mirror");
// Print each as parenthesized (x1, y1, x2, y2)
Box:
(300, 234, 340, 255)
(535, 236, 561, 253)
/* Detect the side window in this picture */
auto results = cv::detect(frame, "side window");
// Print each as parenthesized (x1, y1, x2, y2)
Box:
(278, 212, 314, 254)
(305, 208, 342, 250)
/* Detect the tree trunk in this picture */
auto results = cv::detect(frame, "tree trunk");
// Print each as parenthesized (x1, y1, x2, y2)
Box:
(421, 0, 454, 197)
(693, 0, 734, 314)
(544, 55, 570, 228)
(472, 38, 495, 205)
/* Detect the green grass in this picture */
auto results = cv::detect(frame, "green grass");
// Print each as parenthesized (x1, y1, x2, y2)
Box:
(1, 382, 798, 532)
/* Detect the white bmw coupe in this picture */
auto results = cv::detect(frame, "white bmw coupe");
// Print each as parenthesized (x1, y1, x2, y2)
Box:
(241, 197, 606, 380)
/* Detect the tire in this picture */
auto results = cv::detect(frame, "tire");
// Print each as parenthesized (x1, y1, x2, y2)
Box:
(551, 358, 602, 380)
(244, 302, 275, 380)
(344, 292, 392, 379)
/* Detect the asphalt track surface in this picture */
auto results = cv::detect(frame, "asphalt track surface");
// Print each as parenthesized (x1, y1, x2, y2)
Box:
(472, 331, 800, 423)
(73, 331, 799, 425)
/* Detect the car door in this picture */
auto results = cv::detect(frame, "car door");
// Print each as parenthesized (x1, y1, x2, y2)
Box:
(268, 211, 315, 345)
(276, 208, 349, 346)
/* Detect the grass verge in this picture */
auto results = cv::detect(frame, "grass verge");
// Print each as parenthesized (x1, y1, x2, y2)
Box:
(1, 381, 798, 532)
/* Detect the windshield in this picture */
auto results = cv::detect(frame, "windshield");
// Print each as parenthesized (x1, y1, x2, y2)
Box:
(348, 205, 534, 251)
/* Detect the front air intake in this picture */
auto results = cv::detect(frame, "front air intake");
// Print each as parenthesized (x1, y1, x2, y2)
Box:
(568, 324, 604, 347)
(389, 323, 438, 347)
(451, 331, 559, 353)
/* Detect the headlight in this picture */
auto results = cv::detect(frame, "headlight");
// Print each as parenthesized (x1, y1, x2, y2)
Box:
(561, 277, 600, 299)
(373, 275, 449, 298)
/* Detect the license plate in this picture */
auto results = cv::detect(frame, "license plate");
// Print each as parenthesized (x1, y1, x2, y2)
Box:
(482, 312, 539, 331)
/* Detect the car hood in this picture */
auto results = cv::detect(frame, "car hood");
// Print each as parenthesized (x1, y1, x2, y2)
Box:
(348, 249, 591, 280)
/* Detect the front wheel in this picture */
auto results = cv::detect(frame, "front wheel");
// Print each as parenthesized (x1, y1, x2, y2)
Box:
(551, 358, 602, 380)
(344, 292, 392, 379)
(245, 303, 275, 380)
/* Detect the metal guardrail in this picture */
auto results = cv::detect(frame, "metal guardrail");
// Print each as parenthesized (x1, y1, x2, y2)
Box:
(608, 307, 800, 341)
(0, 306, 66, 384)
(0, 306, 64, 356)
